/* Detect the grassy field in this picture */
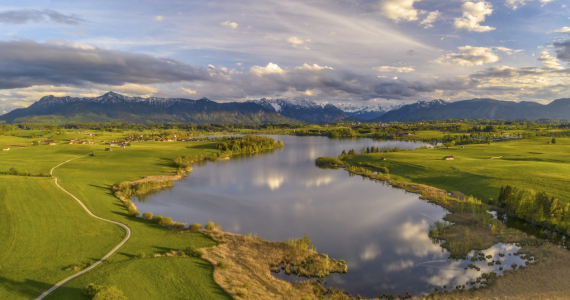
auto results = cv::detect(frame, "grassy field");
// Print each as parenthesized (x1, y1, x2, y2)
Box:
(0, 137, 231, 299)
(0, 176, 123, 300)
(343, 136, 570, 203)
(43, 257, 231, 300)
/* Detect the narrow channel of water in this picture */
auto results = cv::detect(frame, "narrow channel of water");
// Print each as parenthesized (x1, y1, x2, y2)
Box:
(134, 135, 531, 297)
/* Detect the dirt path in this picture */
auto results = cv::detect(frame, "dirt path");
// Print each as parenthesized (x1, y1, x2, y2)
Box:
(35, 155, 131, 300)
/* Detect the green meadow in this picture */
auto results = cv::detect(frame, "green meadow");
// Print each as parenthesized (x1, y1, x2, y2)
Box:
(343, 136, 570, 204)
(0, 135, 230, 299)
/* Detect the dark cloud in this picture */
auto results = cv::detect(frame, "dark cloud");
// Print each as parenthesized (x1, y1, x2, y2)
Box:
(0, 40, 212, 90)
(554, 40, 570, 62)
(0, 9, 85, 25)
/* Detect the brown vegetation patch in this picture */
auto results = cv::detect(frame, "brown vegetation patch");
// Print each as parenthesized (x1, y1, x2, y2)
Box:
(199, 230, 346, 300)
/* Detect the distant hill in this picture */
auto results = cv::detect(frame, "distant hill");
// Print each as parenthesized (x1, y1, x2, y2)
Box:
(0, 92, 295, 124)
(375, 98, 570, 122)
(249, 98, 348, 123)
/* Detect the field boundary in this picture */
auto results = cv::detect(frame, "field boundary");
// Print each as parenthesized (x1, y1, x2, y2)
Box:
(35, 154, 131, 300)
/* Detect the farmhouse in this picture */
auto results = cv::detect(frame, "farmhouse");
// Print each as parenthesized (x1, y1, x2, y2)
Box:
(380, 157, 387, 160)
(443, 156, 455, 160)
(43, 140, 55, 143)
(2, 148, 9, 151)
(105, 148, 112, 151)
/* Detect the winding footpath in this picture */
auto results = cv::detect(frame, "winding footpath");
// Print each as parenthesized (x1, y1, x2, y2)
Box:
(35, 155, 131, 300)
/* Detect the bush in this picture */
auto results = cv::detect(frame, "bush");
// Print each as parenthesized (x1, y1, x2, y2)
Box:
(185, 246, 203, 258)
(84, 284, 127, 300)
(173, 222, 185, 230)
(129, 210, 140, 217)
(137, 252, 146, 258)
(236, 292, 245, 297)
(189, 223, 203, 231)
(151, 216, 163, 223)
(159, 217, 173, 226)
(217, 261, 229, 270)
(206, 221, 215, 230)
(142, 212, 153, 220)
(315, 157, 343, 166)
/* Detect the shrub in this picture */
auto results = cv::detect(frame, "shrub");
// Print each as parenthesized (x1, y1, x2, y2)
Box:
(159, 217, 173, 226)
(315, 157, 343, 166)
(189, 223, 203, 231)
(206, 221, 215, 230)
(236, 292, 245, 297)
(84, 284, 127, 300)
(173, 223, 185, 230)
(151, 216, 163, 223)
(185, 246, 203, 258)
(137, 252, 146, 258)
(217, 261, 229, 270)
(142, 212, 153, 220)
(129, 210, 140, 217)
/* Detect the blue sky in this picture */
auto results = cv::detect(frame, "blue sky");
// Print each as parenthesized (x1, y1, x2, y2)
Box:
(1, 0, 570, 112)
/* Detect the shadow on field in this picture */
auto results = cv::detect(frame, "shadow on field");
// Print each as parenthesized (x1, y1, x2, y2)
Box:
(88, 184, 114, 196)
(0, 276, 82, 299)
(152, 246, 178, 253)
(156, 158, 173, 167)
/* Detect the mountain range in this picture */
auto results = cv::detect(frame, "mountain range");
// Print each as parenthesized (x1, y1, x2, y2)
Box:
(2, 92, 570, 124)
(376, 98, 570, 122)
(0, 92, 348, 124)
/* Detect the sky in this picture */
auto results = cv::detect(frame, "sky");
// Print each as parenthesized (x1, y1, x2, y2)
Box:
(1, 0, 570, 113)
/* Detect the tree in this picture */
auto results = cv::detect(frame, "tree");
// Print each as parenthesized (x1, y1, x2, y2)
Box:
(552, 138, 557, 144)
(142, 212, 153, 220)
(549, 196, 563, 221)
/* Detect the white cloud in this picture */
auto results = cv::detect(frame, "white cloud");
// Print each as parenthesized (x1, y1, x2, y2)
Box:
(236, 62, 243, 66)
(220, 20, 238, 29)
(538, 50, 565, 70)
(380, 0, 421, 22)
(552, 27, 570, 34)
(454, 1, 495, 32)
(506, 0, 553, 9)
(296, 63, 333, 71)
(360, 243, 381, 261)
(153, 16, 164, 21)
(420, 11, 440, 29)
(435, 46, 500, 66)
(250, 62, 286, 76)
(374, 66, 415, 72)
(287, 36, 309, 47)
(494, 47, 523, 55)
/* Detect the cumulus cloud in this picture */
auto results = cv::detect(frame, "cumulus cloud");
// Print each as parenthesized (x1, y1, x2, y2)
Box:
(374, 66, 415, 73)
(153, 16, 164, 21)
(0, 9, 84, 25)
(360, 243, 381, 261)
(552, 27, 570, 34)
(454, 1, 495, 32)
(420, 11, 441, 29)
(0, 40, 211, 90)
(250, 62, 286, 76)
(220, 20, 238, 29)
(435, 46, 500, 66)
(380, 0, 421, 22)
(538, 50, 565, 70)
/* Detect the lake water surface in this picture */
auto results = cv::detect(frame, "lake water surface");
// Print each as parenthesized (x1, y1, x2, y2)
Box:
(134, 135, 528, 297)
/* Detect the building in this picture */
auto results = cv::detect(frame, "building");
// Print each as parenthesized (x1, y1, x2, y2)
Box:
(380, 157, 386, 160)
(49, 143, 56, 146)
(105, 148, 112, 151)
(443, 156, 454, 160)
(44, 140, 55, 143)
(2, 148, 9, 151)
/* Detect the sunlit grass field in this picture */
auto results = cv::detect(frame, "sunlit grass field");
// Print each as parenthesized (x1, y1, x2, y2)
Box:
(0, 136, 230, 299)
(344, 136, 570, 203)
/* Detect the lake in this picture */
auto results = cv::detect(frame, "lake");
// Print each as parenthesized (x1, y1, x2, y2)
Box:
(134, 135, 528, 297)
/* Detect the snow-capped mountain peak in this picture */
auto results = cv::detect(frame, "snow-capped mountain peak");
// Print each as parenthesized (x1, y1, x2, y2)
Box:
(336, 102, 406, 120)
